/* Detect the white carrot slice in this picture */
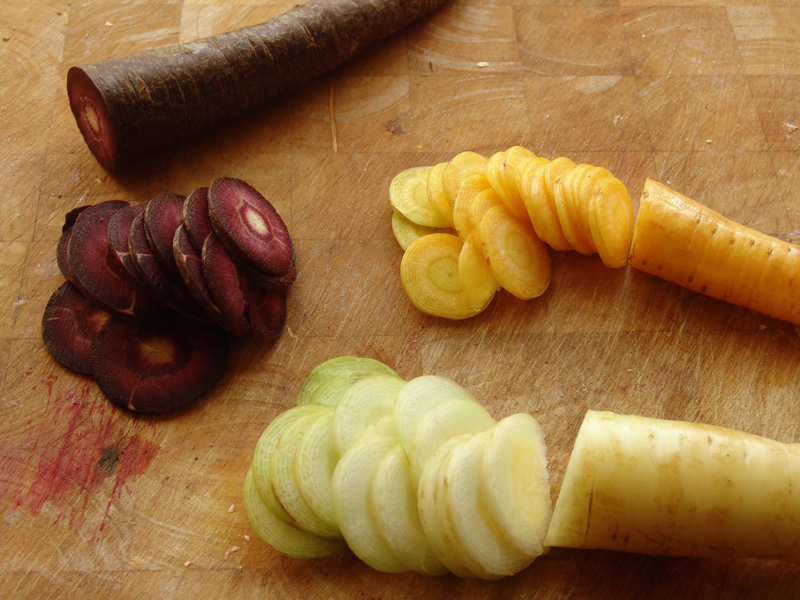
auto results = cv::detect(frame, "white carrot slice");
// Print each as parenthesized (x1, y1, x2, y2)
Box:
(444, 430, 534, 578)
(294, 410, 339, 529)
(545, 410, 800, 559)
(331, 417, 408, 573)
(393, 375, 478, 456)
(390, 166, 451, 228)
(458, 233, 500, 313)
(480, 204, 551, 300)
(331, 374, 406, 455)
(481, 413, 551, 557)
(408, 397, 496, 488)
(270, 410, 343, 540)
(400, 233, 479, 320)
(370, 444, 448, 575)
(244, 468, 346, 560)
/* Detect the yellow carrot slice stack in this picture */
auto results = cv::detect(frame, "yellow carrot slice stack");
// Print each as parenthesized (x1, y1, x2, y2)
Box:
(630, 178, 800, 326)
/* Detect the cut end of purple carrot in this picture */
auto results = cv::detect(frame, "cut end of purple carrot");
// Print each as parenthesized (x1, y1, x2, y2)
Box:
(67, 66, 120, 172)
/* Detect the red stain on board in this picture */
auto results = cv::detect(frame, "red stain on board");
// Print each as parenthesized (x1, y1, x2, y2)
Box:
(2, 378, 160, 531)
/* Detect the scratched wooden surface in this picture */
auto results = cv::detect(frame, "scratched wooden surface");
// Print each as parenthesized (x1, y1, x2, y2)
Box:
(2, 0, 800, 597)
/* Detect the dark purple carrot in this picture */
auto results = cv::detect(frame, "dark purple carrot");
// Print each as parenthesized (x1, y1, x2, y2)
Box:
(202, 232, 250, 337)
(41, 281, 111, 375)
(56, 206, 90, 287)
(183, 187, 215, 253)
(92, 313, 230, 413)
(66, 0, 449, 170)
(107, 203, 148, 286)
(144, 192, 187, 282)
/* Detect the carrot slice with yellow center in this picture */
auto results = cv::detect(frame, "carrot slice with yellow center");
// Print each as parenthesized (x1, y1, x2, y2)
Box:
(400, 233, 480, 320)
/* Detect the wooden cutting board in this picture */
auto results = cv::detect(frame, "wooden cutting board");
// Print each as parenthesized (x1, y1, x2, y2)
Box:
(2, 0, 800, 597)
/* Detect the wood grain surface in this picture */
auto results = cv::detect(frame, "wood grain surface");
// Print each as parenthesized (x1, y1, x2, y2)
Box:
(2, 0, 800, 598)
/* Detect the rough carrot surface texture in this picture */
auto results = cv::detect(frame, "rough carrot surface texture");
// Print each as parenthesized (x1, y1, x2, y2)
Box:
(630, 179, 800, 326)
(66, 0, 449, 171)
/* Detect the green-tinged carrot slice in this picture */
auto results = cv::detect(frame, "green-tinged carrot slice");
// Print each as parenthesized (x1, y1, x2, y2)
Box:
(458, 233, 500, 313)
(390, 166, 451, 228)
(251, 404, 332, 524)
(480, 205, 551, 300)
(331, 417, 408, 573)
(452, 173, 492, 241)
(588, 175, 634, 268)
(370, 445, 448, 576)
(294, 410, 339, 530)
(444, 430, 534, 578)
(331, 374, 406, 456)
(243, 467, 347, 560)
(400, 233, 479, 320)
(270, 410, 343, 540)
(427, 162, 455, 227)
(486, 146, 536, 222)
(630, 179, 800, 325)
(391, 210, 454, 251)
(295, 356, 400, 406)
(443, 152, 489, 208)
(481, 413, 551, 558)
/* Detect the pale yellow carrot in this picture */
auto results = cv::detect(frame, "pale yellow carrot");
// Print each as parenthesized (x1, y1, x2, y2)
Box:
(630, 178, 800, 326)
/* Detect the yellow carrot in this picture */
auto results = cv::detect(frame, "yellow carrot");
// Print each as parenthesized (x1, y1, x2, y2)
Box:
(630, 179, 800, 326)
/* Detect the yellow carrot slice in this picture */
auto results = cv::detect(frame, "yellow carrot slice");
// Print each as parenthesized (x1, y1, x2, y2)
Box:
(400, 233, 480, 320)
(630, 179, 800, 325)
(443, 151, 488, 208)
(458, 233, 500, 313)
(468, 188, 503, 236)
(480, 205, 551, 300)
(390, 166, 451, 228)
(554, 164, 596, 255)
(587, 175, 634, 268)
(452, 173, 492, 240)
(391, 210, 453, 251)
(517, 156, 572, 252)
(486, 146, 536, 222)
(427, 162, 454, 227)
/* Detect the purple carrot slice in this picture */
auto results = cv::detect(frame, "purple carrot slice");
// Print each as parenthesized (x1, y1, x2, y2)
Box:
(128, 211, 209, 322)
(67, 200, 165, 320)
(238, 257, 297, 292)
(183, 187, 214, 253)
(107, 203, 147, 286)
(144, 192, 186, 281)
(173, 224, 237, 333)
(57, 206, 92, 287)
(92, 313, 230, 413)
(202, 232, 249, 337)
(208, 177, 295, 277)
(246, 288, 287, 342)
(41, 281, 111, 375)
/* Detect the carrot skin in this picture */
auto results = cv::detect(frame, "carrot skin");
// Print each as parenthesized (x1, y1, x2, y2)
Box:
(630, 179, 800, 325)
(67, 0, 449, 171)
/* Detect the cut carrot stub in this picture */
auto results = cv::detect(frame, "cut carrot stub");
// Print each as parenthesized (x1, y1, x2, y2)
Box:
(427, 162, 454, 227)
(443, 152, 489, 208)
(452, 174, 492, 241)
(588, 176, 634, 268)
(486, 146, 536, 222)
(390, 166, 451, 229)
(458, 233, 500, 312)
(631, 178, 800, 326)
(480, 205, 551, 300)
(400, 233, 481, 320)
